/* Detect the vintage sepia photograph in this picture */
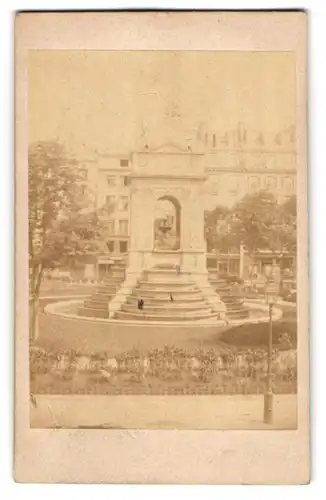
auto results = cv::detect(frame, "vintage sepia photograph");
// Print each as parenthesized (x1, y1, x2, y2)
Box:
(27, 49, 299, 431)
(13, 11, 309, 485)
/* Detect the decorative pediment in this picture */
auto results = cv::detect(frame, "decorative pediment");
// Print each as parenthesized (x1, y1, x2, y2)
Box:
(139, 139, 206, 155)
(148, 142, 190, 154)
(137, 116, 206, 154)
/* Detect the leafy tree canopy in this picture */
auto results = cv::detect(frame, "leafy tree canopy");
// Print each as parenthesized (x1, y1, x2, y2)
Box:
(205, 191, 297, 256)
(28, 141, 111, 297)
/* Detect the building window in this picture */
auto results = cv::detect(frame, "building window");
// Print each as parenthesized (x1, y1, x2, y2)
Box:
(120, 196, 129, 211)
(120, 159, 129, 167)
(106, 220, 115, 235)
(229, 176, 240, 196)
(229, 259, 240, 274)
(106, 240, 115, 252)
(283, 177, 294, 194)
(78, 169, 88, 181)
(265, 156, 276, 169)
(219, 262, 228, 273)
(118, 220, 128, 235)
(124, 176, 129, 187)
(212, 134, 216, 148)
(107, 176, 116, 186)
(119, 241, 128, 253)
(249, 176, 260, 192)
(265, 176, 277, 191)
(211, 182, 219, 196)
(106, 195, 115, 208)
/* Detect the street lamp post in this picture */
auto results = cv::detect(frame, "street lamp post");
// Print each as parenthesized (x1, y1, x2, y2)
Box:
(264, 301, 274, 424)
(264, 285, 278, 424)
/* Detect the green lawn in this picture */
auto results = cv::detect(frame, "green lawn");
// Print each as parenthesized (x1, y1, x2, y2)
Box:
(219, 321, 297, 349)
(36, 312, 225, 355)
(31, 298, 297, 396)
(33, 289, 297, 356)
(35, 310, 297, 357)
(39, 284, 96, 297)
(32, 313, 297, 397)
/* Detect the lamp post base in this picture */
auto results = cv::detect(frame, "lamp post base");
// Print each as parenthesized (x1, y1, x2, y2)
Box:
(264, 392, 274, 424)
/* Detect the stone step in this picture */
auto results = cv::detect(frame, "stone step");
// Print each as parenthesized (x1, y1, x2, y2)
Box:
(219, 294, 243, 301)
(131, 289, 203, 299)
(209, 279, 231, 285)
(137, 280, 197, 289)
(97, 281, 118, 288)
(121, 304, 212, 315)
(144, 271, 192, 282)
(100, 280, 124, 287)
(88, 293, 112, 301)
(83, 300, 109, 310)
(212, 287, 232, 294)
(134, 285, 200, 293)
(125, 295, 207, 305)
(226, 310, 249, 319)
(146, 268, 191, 274)
(221, 300, 244, 308)
(78, 271, 125, 318)
(103, 273, 125, 279)
(225, 297, 243, 308)
(96, 287, 119, 295)
(78, 307, 109, 318)
(110, 270, 227, 323)
(97, 281, 122, 288)
(212, 284, 231, 290)
(114, 310, 218, 322)
(209, 279, 230, 283)
(226, 307, 247, 314)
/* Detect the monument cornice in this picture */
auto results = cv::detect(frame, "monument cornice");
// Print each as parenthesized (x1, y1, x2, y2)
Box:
(205, 167, 296, 174)
(206, 148, 297, 155)
(135, 150, 204, 156)
(99, 167, 132, 173)
(129, 173, 207, 181)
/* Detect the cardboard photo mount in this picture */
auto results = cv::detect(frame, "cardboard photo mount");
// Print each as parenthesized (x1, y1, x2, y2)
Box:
(15, 12, 309, 484)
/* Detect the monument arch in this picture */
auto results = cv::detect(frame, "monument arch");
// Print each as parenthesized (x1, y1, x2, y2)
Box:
(108, 135, 225, 319)
(154, 195, 181, 252)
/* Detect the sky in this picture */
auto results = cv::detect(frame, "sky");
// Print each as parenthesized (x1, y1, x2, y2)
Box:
(28, 50, 296, 157)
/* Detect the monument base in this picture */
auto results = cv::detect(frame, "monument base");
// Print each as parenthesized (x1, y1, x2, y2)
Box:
(109, 250, 226, 320)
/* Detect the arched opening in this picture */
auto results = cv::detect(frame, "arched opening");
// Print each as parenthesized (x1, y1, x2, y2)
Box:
(153, 195, 181, 251)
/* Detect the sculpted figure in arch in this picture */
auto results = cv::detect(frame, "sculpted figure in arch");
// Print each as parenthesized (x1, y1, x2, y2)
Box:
(153, 197, 181, 251)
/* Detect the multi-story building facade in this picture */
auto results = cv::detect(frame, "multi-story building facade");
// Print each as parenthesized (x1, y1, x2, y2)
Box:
(74, 124, 296, 282)
(201, 123, 296, 209)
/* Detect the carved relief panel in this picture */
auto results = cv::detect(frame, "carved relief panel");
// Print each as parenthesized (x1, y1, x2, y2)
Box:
(134, 150, 205, 177)
(129, 188, 155, 250)
(249, 175, 261, 192)
(265, 175, 277, 191)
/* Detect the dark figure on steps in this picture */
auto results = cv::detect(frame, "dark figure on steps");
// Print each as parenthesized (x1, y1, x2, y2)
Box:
(138, 298, 144, 310)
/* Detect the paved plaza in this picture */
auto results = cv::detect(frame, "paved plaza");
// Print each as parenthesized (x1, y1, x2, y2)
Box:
(30, 394, 297, 430)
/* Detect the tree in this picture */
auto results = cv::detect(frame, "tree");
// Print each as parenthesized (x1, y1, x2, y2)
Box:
(278, 195, 297, 253)
(271, 195, 297, 289)
(204, 205, 233, 258)
(227, 191, 297, 288)
(28, 141, 109, 340)
(204, 191, 297, 287)
(227, 191, 280, 253)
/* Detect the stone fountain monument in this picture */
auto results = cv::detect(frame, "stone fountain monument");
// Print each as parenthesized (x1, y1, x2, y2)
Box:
(108, 117, 226, 321)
